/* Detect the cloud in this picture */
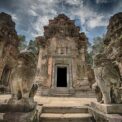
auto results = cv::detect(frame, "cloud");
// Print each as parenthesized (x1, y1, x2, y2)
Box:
(96, 0, 111, 4)
(0, 0, 121, 42)
(86, 15, 108, 29)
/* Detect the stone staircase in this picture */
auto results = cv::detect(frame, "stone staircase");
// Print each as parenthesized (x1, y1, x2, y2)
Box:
(40, 105, 94, 122)
(49, 88, 75, 96)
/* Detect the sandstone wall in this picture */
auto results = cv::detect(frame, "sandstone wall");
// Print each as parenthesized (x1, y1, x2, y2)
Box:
(0, 12, 19, 93)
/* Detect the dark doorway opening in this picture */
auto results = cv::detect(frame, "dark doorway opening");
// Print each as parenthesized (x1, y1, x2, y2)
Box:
(57, 67, 67, 87)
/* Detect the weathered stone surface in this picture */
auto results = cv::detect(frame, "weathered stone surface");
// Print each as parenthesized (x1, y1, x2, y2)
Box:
(90, 102, 122, 122)
(91, 102, 122, 114)
(86, 65, 95, 88)
(91, 12, 122, 122)
(2, 108, 38, 122)
(35, 14, 93, 97)
(0, 46, 39, 121)
(40, 100, 93, 122)
(0, 102, 36, 112)
(104, 12, 122, 79)
(9, 48, 38, 106)
(0, 12, 19, 93)
(92, 82, 102, 102)
(93, 53, 121, 104)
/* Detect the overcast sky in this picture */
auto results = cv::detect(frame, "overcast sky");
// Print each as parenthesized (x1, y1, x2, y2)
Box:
(0, 0, 122, 43)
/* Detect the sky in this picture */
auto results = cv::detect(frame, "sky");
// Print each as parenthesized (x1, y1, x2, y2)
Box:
(0, 0, 122, 43)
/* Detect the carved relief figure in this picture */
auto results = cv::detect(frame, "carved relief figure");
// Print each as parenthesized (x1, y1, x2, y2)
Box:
(93, 53, 121, 104)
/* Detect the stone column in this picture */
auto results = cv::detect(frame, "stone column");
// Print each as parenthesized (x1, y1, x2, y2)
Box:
(47, 57, 53, 88)
(80, 47, 87, 78)
(35, 48, 43, 84)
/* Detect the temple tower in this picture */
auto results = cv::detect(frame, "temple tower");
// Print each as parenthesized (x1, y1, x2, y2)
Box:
(35, 14, 93, 97)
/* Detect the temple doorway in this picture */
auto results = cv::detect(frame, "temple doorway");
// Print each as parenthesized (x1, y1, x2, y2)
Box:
(57, 67, 67, 87)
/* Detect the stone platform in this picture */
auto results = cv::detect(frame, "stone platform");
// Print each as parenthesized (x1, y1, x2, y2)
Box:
(0, 94, 96, 122)
(91, 102, 122, 114)
(1, 95, 122, 122)
(89, 102, 122, 122)
(36, 95, 96, 122)
(0, 94, 96, 105)
(37, 96, 96, 122)
(0, 95, 39, 122)
(34, 95, 96, 106)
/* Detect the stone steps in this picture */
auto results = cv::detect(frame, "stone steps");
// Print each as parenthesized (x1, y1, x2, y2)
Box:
(49, 88, 74, 97)
(42, 106, 88, 113)
(40, 113, 93, 122)
(40, 105, 93, 122)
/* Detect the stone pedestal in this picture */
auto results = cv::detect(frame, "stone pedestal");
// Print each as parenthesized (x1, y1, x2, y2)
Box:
(0, 99, 41, 122)
(91, 102, 122, 114)
(3, 108, 37, 122)
(89, 102, 122, 122)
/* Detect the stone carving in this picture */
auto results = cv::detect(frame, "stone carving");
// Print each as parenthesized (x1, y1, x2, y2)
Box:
(92, 82, 103, 102)
(104, 12, 122, 79)
(93, 53, 121, 104)
(86, 65, 95, 88)
(10, 49, 38, 107)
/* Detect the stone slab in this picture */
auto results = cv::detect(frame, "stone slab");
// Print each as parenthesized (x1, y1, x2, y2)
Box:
(40, 113, 93, 122)
(89, 106, 122, 122)
(91, 102, 122, 114)
(0, 102, 37, 112)
(42, 106, 88, 113)
(3, 108, 37, 122)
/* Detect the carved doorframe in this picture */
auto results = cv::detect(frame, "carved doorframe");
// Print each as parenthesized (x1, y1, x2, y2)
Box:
(51, 57, 73, 90)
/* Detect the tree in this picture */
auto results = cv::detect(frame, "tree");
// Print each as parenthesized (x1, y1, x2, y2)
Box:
(87, 51, 93, 65)
(92, 36, 105, 55)
(86, 40, 93, 65)
(18, 35, 27, 51)
(27, 40, 38, 55)
(87, 35, 105, 65)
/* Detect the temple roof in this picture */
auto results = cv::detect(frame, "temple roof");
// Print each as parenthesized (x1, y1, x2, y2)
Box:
(43, 14, 83, 39)
(36, 14, 88, 49)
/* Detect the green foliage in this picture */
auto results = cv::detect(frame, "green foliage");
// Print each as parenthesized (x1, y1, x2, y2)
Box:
(18, 35, 27, 51)
(87, 51, 93, 65)
(27, 40, 38, 55)
(18, 35, 38, 54)
(87, 35, 105, 65)
(92, 36, 105, 55)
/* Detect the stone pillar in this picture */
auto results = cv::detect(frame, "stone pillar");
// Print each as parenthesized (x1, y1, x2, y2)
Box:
(35, 48, 43, 85)
(47, 57, 53, 87)
(80, 47, 88, 79)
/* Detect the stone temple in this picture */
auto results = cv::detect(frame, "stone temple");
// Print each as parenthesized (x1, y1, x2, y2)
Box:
(35, 14, 94, 97)
(0, 12, 19, 93)
(0, 12, 122, 122)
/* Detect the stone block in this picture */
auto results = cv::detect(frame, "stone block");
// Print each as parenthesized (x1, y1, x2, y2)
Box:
(91, 102, 122, 114)
(3, 108, 38, 122)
